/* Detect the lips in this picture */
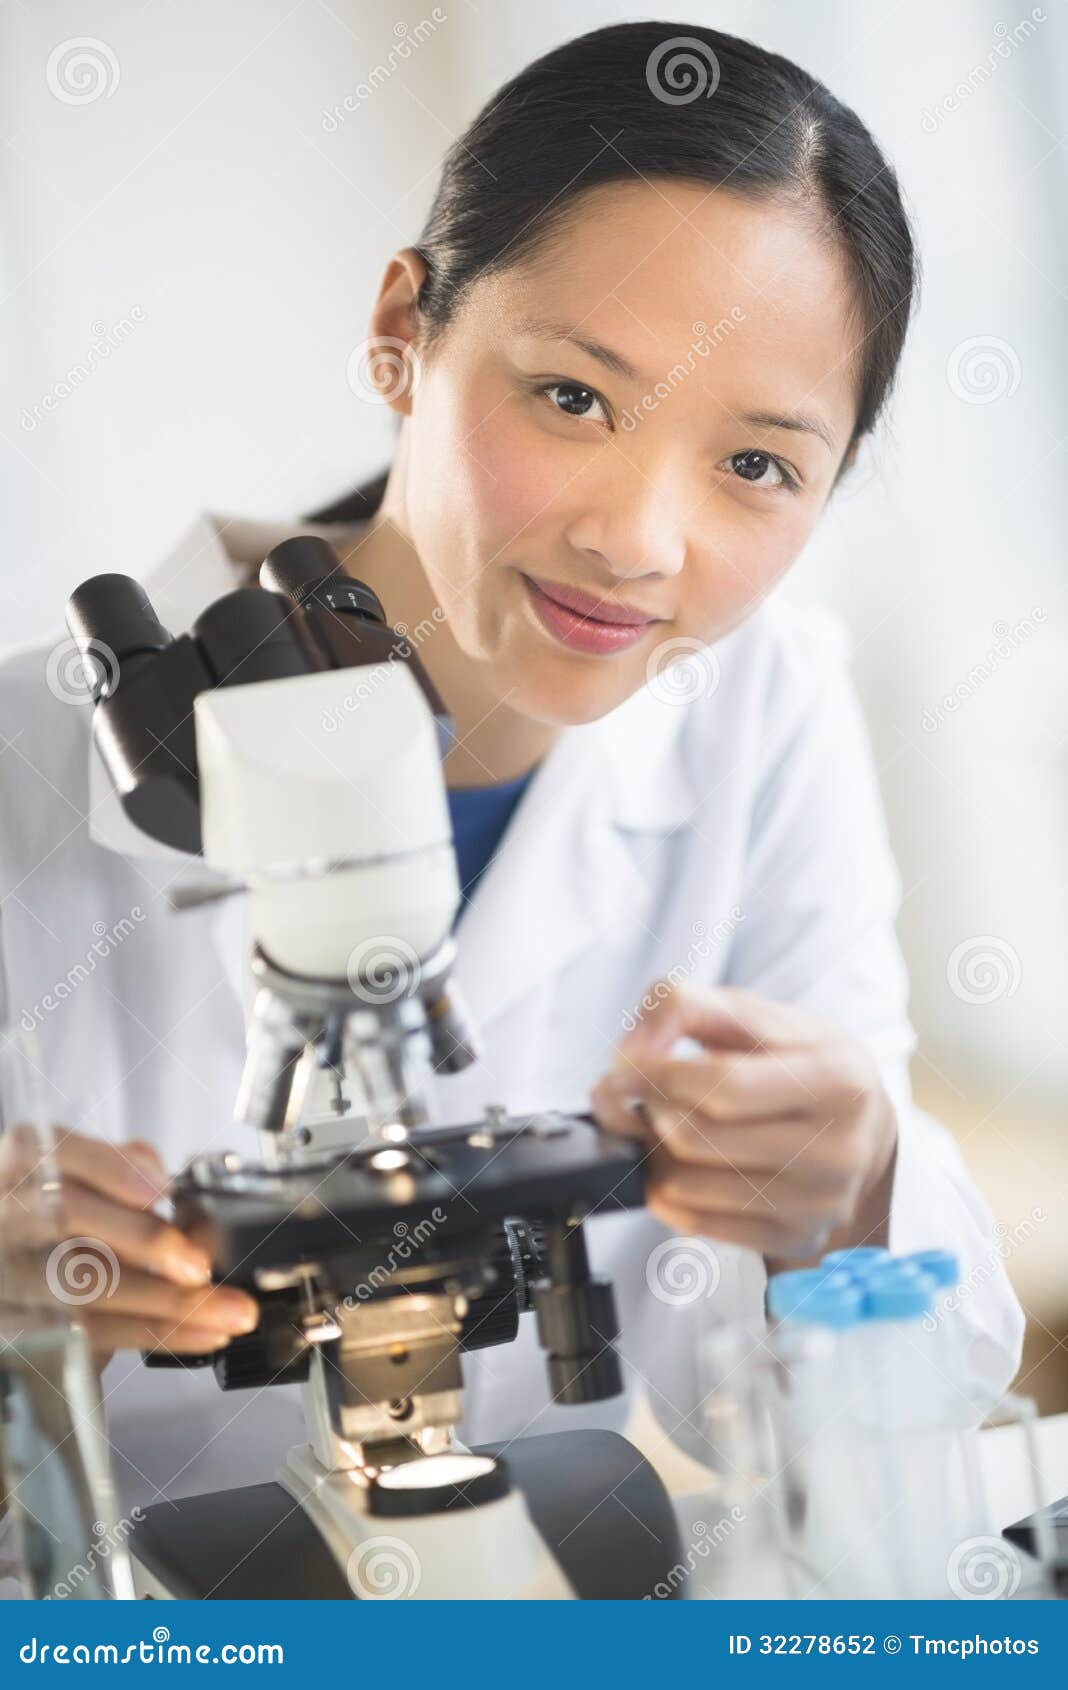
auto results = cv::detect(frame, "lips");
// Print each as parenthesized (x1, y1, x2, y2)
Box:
(522, 573, 657, 626)
(520, 572, 663, 656)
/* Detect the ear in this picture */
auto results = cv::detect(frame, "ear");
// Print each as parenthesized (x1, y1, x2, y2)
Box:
(358, 247, 430, 417)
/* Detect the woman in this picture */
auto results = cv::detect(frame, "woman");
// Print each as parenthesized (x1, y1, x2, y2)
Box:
(0, 22, 1021, 1548)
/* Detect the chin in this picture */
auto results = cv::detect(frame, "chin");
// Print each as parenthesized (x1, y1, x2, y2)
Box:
(499, 654, 638, 727)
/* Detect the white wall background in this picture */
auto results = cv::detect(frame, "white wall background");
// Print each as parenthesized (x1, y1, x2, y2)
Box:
(3, 1, 1066, 1113)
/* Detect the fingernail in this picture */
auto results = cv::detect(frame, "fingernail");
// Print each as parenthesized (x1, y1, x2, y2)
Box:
(605, 1072, 641, 1106)
(628, 1095, 655, 1135)
(168, 1253, 212, 1287)
(130, 1165, 168, 1199)
(592, 1078, 622, 1114)
(610, 1054, 646, 1087)
(219, 1295, 259, 1334)
(126, 1146, 165, 1179)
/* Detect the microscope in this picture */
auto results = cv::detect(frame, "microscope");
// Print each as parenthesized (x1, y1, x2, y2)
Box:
(64, 538, 682, 1600)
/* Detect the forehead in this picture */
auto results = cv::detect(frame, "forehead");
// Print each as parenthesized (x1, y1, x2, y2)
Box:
(477, 177, 860, 441)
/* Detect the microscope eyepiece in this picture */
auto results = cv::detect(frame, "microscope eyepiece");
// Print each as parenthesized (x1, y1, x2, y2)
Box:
(65, 573, 172, 699)
(260, 534, 386, 625)
(193, 588, 308, 688)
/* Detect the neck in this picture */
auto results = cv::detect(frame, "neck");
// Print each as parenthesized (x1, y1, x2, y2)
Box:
(334, 457, 559, 789)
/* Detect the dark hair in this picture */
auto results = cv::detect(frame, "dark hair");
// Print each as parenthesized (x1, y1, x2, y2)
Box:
(308, 20, 917, 525)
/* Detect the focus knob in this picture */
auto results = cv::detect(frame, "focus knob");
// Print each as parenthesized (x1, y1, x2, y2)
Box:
(212, 1295, 311, 1390)
(460, 1219, 542, 1353)
(533, 1278, 623, 1404)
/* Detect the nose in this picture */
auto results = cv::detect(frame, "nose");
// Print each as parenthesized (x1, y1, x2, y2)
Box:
(563, 455, 688, 582)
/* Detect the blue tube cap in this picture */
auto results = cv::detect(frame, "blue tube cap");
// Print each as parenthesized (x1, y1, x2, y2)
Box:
(772, 1281, 864, 1329)
(901, 1249, 959, 1288)
(864, 1277, 934, 1320)
(766, 1267, 854, 1320)
(820, 1246, 890, 1274)
(861, 1261, 933, 1283)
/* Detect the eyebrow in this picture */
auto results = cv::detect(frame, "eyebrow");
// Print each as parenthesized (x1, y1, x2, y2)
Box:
(737, 408, 837, 453)
(516, 316, 644, 383)
(515, 316, 837, 453)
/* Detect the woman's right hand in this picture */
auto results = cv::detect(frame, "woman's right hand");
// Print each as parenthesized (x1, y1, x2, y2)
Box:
(0, 1126, 259, 1367)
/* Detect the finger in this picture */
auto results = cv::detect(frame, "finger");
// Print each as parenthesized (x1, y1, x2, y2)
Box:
(80, 1316, 235, 1358)
(644, 1108, 857, 1182)
(616, 981, 833, 1064)
(49, 1261, 258, 1332)
(645, 1193, 791, 1256)
(2, 1180, 212, 1286)
(0, 1127, 167, 1207)
(0, 1123, 53, 1187)
(602, 1047, 832, 1126)
(590, 1073, 656, 1143)
(0, 1247, 258, 1333)
(122, 1139, 168, 1182)
(52, 1133, 171, 1207)
(63, 1182, 212, 1285)
(651, 1158, 857, 1226)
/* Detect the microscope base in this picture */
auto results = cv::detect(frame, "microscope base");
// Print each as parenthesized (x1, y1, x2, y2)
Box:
(276, 1442, 573, 1599)
(129, 1429, 682, 1600)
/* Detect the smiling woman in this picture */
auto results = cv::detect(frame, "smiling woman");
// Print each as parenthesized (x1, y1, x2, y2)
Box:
(0, 18, 1024, 1560)
(274, 25, 1014, 1366)
(307, 19, 917, 770)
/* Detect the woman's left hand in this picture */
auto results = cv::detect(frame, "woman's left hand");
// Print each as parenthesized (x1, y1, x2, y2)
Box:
(590, 981, 898, 1262)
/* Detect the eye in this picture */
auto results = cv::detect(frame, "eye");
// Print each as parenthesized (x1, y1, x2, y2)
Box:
(725, 449, 799, 492)
(537, 381, 611, 425)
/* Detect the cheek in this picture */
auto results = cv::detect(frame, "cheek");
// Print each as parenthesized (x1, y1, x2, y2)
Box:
(407, 385, 570, 658)
(458, 396, 571, 545)
(687, 503, 816, 635)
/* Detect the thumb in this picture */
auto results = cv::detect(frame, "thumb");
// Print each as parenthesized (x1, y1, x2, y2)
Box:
(614, 981, 829, 1070)
(122, 1140, 168, 1183)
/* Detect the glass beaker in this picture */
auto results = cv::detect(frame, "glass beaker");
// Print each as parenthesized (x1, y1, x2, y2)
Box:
(0, 1025, 133, 1598)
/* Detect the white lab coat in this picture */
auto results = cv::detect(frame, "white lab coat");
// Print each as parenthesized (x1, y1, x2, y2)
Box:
(0, 511, 1023, 1585)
